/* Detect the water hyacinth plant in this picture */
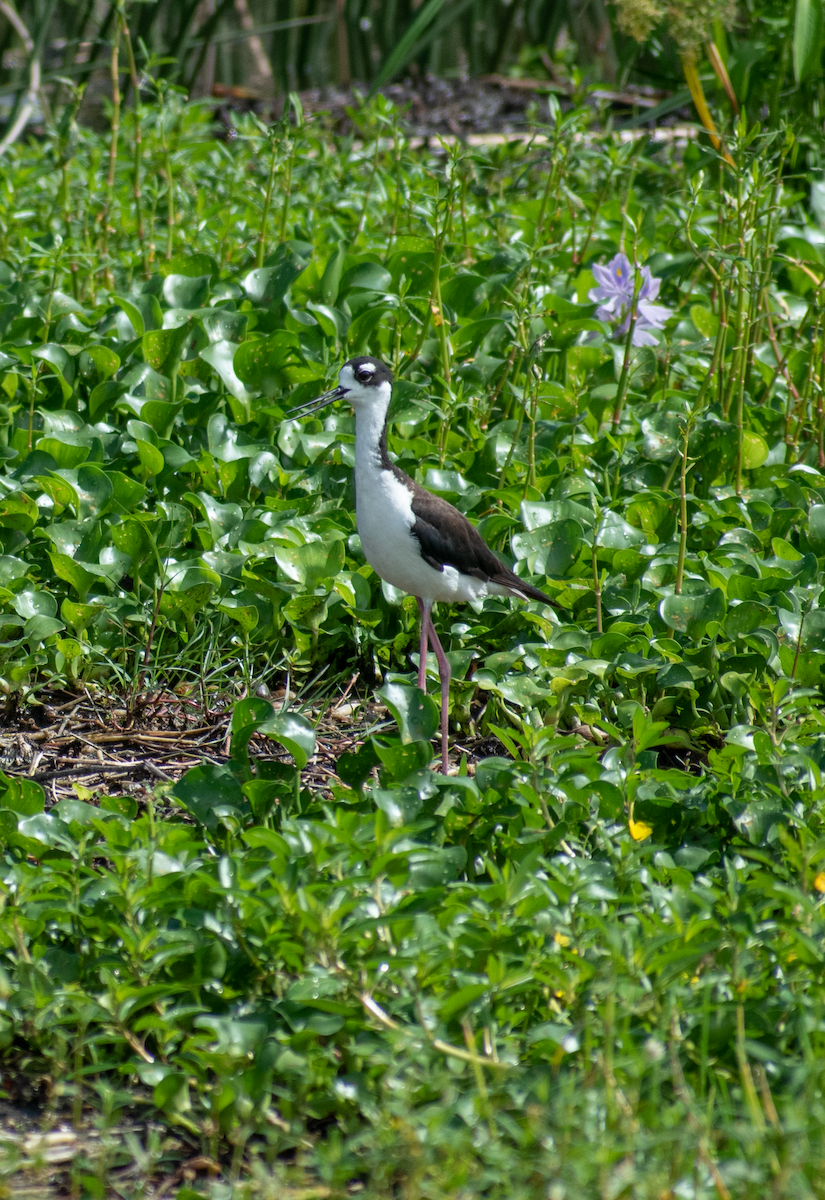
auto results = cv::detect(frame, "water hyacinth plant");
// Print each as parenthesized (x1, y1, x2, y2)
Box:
(0, 82, 824, 1196)
(589, 251, 673, 346)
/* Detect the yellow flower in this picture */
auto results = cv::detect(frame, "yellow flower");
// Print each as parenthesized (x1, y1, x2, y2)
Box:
(554, 932, 570, 947)
(629, 817, 653, 841)
(814, 871, 825, 893)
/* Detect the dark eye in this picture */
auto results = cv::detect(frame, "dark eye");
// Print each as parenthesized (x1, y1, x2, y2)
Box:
(356, 369, 372, 384)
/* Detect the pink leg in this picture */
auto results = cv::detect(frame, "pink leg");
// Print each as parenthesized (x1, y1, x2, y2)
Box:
(425, 616, 451, 775)
(415, 598, 429, 691)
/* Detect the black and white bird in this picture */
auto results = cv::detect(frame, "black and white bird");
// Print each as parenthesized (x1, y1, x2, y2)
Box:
(291, 355, 559, 774)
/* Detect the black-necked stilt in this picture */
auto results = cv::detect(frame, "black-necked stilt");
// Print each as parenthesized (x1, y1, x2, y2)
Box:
(291, 355, 559, 774)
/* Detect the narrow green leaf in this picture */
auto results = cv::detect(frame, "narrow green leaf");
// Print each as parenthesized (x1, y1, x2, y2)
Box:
(368, 0, 450, 96)
(795, 0, 823, 81)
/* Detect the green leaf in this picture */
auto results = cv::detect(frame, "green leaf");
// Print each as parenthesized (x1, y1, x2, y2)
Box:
(74, 465, 114, 519)
(794, 0, 823, 82)
(598, 511, 646, 549)
(109, 471, 147, 513)
(172, 763, 248, 832)
(808, 503, 825, 551)
(0, 492, 38, 530)
(803, 608, 825, 650)
(17, 812, 73, 848)
(0, 771, 44, 815)
(233, 331, 304, 396)
(48, 553, 95, 601)
(190, 491, 243, 542)
(61, 598, 102, 632)
(259, 711, 316, 770)
(111, 518, 154, 565)
(660, 589, 726, 638)
(200, 339, 255, 412)
(162, 273, 210, 309)
(136, 438, 165, 477)
(123, 398, 181, 439)
(200, 308, 248, 344)
(0, 556, 30, 585)
(440, 983, 488, 1020)
(378, 681, 439, 744)
(32, 343, 74, 385)
(88, 379, 128, 420)
(724, 601, 772, 638)
(231, 696, 316, 770)
(142, 321, 205, 377)
(216, 597, 259, 632)
(374, 737, 433, 782)
(159, 581, 215, 622)
(613, 549, 648, 582)
(320, 241, 347, 306)
(241, 244, 308, 307)
(641, 411, 684, 461)
(336, 739, 381, 790)
(627, 495, 674, 543)
(36, 437, 89, 470)
(741, 431, 768, 470)
(305, 302, 348, 340)
(112, 294, 145, 336)
(341, 262, 391, 293)
(689, 305, 719, 338)
(158, 252, 219, 281)
(24, 614, 64, 644)
(13, 589, 57, 619)
(407, 845, 467, 887)
(243, 826, 291, 856)
(122, 362, 170, 399)
(511, 518, 582, 575)
(79, 344, 120, 385)
(272, 539, 344, 587)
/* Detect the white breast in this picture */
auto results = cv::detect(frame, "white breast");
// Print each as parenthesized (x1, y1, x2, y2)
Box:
(351, 390, 500, 605)
(355, 465, 420, 588)
(354, 466, 497, 604)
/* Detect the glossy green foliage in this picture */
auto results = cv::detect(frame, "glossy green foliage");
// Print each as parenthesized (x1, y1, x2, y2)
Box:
(0, 93, 825, 1194)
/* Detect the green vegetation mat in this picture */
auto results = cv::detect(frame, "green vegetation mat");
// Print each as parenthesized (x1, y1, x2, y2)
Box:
(0, 95, 824, 1196)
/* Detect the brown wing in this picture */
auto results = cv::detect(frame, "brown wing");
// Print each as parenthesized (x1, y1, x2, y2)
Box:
(405, 482, 558, 608)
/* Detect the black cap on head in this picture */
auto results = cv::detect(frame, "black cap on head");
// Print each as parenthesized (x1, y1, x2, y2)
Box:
(344, 356, 393, 388)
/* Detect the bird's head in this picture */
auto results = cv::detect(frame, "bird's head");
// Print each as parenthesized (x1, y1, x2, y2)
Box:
(289, 356, 393, 419)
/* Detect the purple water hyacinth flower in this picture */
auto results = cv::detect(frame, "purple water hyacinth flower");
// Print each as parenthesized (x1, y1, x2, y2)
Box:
(589, 252, 672, 347)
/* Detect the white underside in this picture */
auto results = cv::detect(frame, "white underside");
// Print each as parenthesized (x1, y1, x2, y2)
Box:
(355, 461, 512, 605)
(353, 383, 519, 605)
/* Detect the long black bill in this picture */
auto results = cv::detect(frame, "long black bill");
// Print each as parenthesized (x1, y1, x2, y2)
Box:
(287, 384, 346, 418)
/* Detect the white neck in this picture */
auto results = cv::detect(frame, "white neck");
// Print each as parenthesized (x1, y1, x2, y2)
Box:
(353, 386, 391, 483)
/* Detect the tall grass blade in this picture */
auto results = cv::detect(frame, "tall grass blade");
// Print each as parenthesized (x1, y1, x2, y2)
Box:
(368, 0, 449, 96)
(793, 0, 823, 82)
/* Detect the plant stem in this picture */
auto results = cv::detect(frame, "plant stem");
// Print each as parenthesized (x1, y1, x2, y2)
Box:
(278, 136, 294, 243)
(735, 1003, 766, 1132)
(481, 345, 520, 432)
(592, 514, 603, 633)
(525, 372, 539, 492)
(119, 7, 145, 276)
(356, 138, 381, 241)
(498, 399, 527, 490)
(102, 19, 121, 287)
(159, 92, 175, 260)
(675, 419, 690, 595)
(257, 134, 279, 268)
(611, 269, 642, 431)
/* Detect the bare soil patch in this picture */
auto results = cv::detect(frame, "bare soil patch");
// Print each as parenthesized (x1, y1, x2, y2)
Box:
(0, 686, 511, 807)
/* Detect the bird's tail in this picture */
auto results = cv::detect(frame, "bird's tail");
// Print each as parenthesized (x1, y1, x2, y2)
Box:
(493, 572, 561, 609)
